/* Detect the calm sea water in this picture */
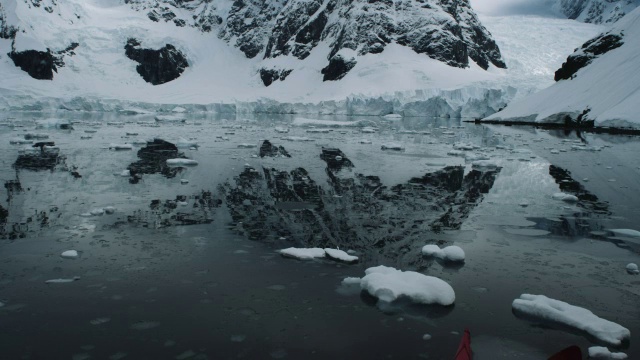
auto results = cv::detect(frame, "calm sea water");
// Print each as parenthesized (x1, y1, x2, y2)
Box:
(0, 112, 638, 359)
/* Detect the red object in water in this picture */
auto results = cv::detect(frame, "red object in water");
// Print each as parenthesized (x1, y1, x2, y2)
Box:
(548, 346, 582, 360)
(454, 328, 472, 360)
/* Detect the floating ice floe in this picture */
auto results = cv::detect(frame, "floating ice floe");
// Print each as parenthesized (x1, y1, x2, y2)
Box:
(626, 263, 639, 274)
(345, 266, 455, 306)
(361, 127, 378, 133)
(104, 206, 116, 215)
(359, 139, 372, 144)
(447, 150, 465, 156)
(109, 143, 133, 150)
(181, 179, 189, 184)
(90, 208, 105, 216)
(552, 192, 579, 202)
(512, 294, 630, 347)
(166, 158, 198, 166)
(381, 143, 405, 151)
(237, 143, 257, 148)
(324, 248, 359, 263)
(279, 247, 358, 263)
(118, 170, 130, 177)
(274, 127, 289, 133)
(10, 138, 33, 144)
(454, 143, 476, 151)
(45, 276, 81, 284)
(61, 250, 78, 259)
(421, 245, 465, 263)
(177, 138, 198, 148)
(283, 136, 314, 142)
(588, 346, 628, 359)
(383, 114, 402, 119)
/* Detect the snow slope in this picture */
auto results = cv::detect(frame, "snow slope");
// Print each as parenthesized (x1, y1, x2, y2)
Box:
(0, 0, 602, 115)
(486, 7, 640, 128)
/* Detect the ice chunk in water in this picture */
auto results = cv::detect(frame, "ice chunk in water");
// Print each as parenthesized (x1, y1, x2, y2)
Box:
(279, 247, 325, 260)
(512, 294, 630, 347)
(324, 248, 358, 263)
(552, 193, 578, 202)
(109, 143, 134, 150)
(381, 143, 405, 151)
(422, 245, 465, 263)
(61, 250, 78, 259)
(626, 263, 639, 274)
(588, 346, 628, 359)
(349, 266, 455, 306)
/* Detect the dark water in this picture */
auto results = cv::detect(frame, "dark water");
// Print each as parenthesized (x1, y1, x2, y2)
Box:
(0, 112, 639, 359)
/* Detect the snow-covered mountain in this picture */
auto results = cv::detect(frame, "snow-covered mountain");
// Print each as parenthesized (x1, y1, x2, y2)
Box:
(485, 6, 640, 128)
(552, 0, 639, 24)
(0, 0, 603, 117)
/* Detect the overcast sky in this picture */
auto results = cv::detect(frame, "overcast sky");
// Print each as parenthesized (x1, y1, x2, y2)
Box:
(469, 0, 559, 16)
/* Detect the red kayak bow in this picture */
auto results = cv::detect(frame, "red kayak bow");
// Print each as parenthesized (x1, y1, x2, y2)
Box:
(454, 328, 472, 360)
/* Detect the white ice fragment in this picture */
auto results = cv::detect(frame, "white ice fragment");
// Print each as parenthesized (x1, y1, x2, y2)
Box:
(384, 114, 402, 119)
(104, 206, 116, 214)
(177, 138, 198, 148)
(119, 170, 130, 177)
(283, 136, 314, 142)
(454, 143, 476, 151)
(511, 294, 630, 347)
(45, 276, 80, 284)
(357, 266, 455, 306)
(550, 149, 560, 154)
(274, 127, 289, 133)
(588, 346, 628, 359)
(342, 277, 362, 286)
(109, 143, 133, 150)
(361, 127, 378, 133)
(422, 334, 432, 340)
(279, 247, 326, 260)
(10, 138, 33, 144)
(90, 208, 105, 216)
(324, 248, 359, 263)
(180, 179, 189, 184)
(359, 139, 372, 144)
(626, 263, 639, 274)
(35, 118, 71, 129)
(381, 143, 405, 151)
(552, 193, 579, 202)
(421, 245, 465, 263)
(61, 250, 78, 259)
(166, 159, 198, 166)
(237, 143, 257, 148)
(172, 106, 187, 113)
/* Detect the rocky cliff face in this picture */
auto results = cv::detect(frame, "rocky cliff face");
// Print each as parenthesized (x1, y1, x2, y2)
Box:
(555, 31, 624, 81)
(125, 0, 506, 75)
(554, 0, 639, 24)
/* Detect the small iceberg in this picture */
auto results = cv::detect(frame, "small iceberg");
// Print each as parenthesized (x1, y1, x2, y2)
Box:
(626, 263, 639, 275)
(109, 143, 133, 150)
(552, 192, 578, 202)
(237, 143, 257, 148)
(421, 245, 465, 263)
(166, 158, 198, 166)
(345, 266, 455, 306)
(512, 294, 630, 347)
(177, 138, 198, 148)
(588, 346, 628, 359)
(61, 250, 79, 259)
(279, 247, 358, 263)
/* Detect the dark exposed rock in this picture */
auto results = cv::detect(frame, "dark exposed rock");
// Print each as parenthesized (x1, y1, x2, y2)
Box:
(0, 3, 18, 39)
(8, 50, 57, 80)
(13, 149, 64, 171)
(259, 68, 293, 87)
(321, 54, 357, 81)
(124, 38, 189, 85)
(555, 32, 624, 81)
(127, 138, 185, 183)
(221, 148, 500, 264)
(124, 191, 221, 228)
(259, 140, 291, 158)
(126, 0, 505, 71)
(8, 42, 79, 80)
